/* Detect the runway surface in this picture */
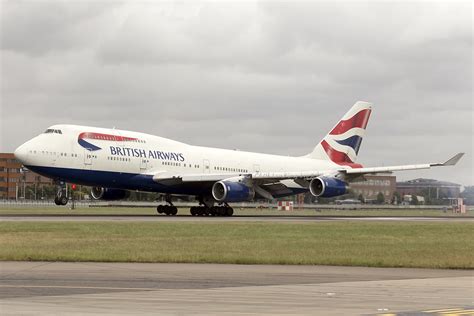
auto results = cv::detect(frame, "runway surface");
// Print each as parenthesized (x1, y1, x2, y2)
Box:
(1, 214, 473, 222)
(0, 262, 472, 315)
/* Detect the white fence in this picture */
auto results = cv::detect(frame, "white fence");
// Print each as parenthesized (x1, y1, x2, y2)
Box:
(1, 199, 472, 211)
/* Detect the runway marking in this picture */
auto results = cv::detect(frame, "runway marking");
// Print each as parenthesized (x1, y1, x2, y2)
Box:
(376, 307, 474, 316)
(424, 308, 465, 313)
(0, 284, 156, 291)
(422, 307, 474, 315)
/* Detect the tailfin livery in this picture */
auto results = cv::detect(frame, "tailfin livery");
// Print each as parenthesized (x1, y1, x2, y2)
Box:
(307, 101, 372, 166)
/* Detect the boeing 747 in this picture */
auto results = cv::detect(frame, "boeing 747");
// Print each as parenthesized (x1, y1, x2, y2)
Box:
(14, 101, 464, 216)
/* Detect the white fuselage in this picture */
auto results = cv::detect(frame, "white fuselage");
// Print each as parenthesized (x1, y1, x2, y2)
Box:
(14, 124, 339, 196)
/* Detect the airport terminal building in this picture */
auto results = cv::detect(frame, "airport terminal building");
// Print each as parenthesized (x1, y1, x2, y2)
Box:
(350, 175, 396, 202)
(396, 178, 462, 199)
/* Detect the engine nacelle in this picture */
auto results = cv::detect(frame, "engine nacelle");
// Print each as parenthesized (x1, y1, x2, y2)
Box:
(309, 177, 348, 198)
(90, 187, 130, 201)
(212, 179, 255, 202)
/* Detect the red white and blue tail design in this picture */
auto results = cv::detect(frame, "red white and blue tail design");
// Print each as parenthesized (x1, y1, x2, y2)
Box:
(307, 101, 372, 167)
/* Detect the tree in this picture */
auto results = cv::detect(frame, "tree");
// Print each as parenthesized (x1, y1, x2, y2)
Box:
(392, 191, 401, 205)
(376, 192, 385, 204)
(460, 186, 474, 205)
(358, 194, 365, 203)
(410, 195, 419, 205)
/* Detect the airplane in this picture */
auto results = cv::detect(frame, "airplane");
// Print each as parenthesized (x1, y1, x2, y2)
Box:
(13, 101, 464, 216)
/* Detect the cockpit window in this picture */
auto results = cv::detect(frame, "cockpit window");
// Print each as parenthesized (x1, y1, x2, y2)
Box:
(44, 129, 62, 134)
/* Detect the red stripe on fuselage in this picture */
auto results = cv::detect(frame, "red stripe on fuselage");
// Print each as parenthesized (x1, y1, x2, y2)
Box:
(329, 109, 371, 135)
(78, 132, 138, 142)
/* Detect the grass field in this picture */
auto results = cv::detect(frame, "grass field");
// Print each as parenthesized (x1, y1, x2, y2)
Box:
(1, 221, 473, 269)
(1, 206, 472, 217)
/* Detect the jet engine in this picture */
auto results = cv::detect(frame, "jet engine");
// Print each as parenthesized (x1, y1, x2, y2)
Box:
(90, 187, 130, 200)
(309, 177, 348, 198)
(212, 178, 255, 202)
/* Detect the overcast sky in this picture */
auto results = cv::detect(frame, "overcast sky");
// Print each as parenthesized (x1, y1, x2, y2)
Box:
(0, 0, 472, 186)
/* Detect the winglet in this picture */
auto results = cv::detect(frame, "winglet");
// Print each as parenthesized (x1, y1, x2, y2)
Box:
(432, 153, 465, 167)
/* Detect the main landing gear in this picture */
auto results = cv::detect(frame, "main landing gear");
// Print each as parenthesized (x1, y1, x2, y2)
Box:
(190, 198, 233, 216)
(190, 205, 234, 217)
(156, 195, 234, 217)
(156, 204, 178, 216)
(54, 182, 69, 206)
(156, 194, 178, 216)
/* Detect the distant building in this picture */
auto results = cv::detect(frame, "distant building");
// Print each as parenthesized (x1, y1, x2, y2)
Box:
(396, 178, 461, 199)
(0, 153, 22, 199)
(0, 153, 53, 199)
(350, 175, 396, 202)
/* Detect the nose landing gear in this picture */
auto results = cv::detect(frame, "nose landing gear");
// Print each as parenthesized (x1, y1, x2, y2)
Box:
(54, 183, 69, 206)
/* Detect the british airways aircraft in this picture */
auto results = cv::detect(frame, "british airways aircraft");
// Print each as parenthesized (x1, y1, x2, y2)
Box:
(14, 101, 463, 216)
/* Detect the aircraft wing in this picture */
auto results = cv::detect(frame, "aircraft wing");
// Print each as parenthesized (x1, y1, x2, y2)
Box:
(252, 153, 465, 181)
(151, 153, 464, 197)
(341, 152, 464, 176)
(152, 153, 464, 184)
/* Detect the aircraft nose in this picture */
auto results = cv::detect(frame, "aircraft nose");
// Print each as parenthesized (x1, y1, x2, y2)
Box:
(14, 143, 28, 164)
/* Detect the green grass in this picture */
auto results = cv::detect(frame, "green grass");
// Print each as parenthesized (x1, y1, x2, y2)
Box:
(0, 206, 472, 217)
(1, 221, 473, 268)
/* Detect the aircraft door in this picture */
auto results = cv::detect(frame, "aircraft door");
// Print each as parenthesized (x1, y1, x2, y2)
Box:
(84, 150, 92, 167)
(51, 152, 57, 166)
(253, 164, 260, 174)
(140, 157, 148, 171)
(203, 159, 210, 173)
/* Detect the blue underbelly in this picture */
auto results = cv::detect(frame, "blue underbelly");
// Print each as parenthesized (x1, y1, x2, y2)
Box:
(25, 165, 211, 195)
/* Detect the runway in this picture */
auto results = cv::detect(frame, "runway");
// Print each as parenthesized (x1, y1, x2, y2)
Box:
(1, 214, 473, 222)
(0, 262, 472, 315)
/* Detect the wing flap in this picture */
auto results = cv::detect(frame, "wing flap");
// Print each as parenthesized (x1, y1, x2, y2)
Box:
(153, 172, 243, 184)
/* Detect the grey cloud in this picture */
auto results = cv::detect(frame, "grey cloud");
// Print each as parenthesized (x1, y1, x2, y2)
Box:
(1, 0, 117, 56)
(0, 0, 472, 185)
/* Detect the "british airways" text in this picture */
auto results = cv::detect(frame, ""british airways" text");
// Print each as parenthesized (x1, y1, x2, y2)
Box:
(109, 146, 185, 161)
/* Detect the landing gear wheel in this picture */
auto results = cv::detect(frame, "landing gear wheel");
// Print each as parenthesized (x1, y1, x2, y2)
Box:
(157, 205, 164, 214)
(157, 205, 178, 216)
(217, 207, 226, 216)
(60, 196, 68, 206)
(197, 207, 205, 216)
(170, 206, 178, 216)
(55, 193, 68, 206)
(209, 207, 217, 216)
(189, 205, 234, 217)
(54, 183, 69, 206)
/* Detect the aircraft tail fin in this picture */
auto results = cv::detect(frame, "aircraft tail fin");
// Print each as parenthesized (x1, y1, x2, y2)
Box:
(306, 101, 372, 166)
